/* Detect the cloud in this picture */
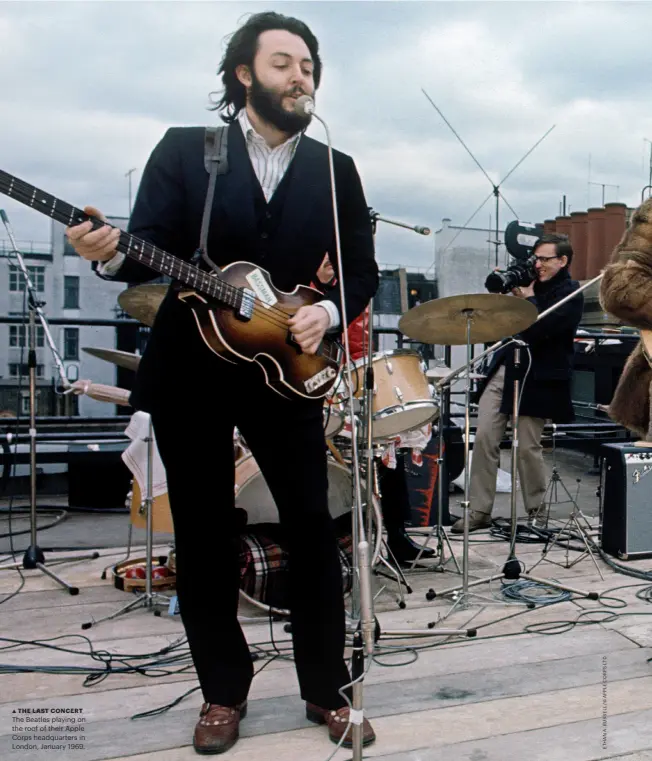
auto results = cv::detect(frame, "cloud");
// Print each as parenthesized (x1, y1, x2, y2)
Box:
(2, 0, 652, 272)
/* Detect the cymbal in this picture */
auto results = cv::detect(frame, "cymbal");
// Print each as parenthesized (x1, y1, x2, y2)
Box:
(82, 347, 141, 372)
(117, 284, 168, 327)
(399, 293, 538, 345)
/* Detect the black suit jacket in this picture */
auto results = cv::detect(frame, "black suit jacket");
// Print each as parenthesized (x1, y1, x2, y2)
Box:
(477, 269, 583, 423)
(98, 121, 378, 412)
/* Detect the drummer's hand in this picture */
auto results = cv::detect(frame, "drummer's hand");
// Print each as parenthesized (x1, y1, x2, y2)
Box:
(68, 379, 91, 396)
(512, 282, 535, 299)
(289, 305, 330, 354)
(65, 206, 121, 262)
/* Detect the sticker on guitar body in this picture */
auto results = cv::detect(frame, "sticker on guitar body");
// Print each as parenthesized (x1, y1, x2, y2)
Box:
(245, 269, 278, 309)
(304, 366, 337, 393)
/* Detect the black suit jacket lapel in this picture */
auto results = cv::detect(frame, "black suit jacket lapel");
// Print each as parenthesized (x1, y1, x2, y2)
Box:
(273, 135, 332, 261)
(215, 121, 258, 249)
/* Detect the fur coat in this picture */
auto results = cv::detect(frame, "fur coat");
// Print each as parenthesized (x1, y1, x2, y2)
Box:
(599, 198, 652, 440)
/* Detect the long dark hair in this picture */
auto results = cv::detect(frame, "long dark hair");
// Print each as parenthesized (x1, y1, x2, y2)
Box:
(208, 12, 322, 123)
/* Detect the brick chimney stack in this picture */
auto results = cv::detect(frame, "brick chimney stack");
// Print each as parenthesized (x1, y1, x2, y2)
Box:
(538, 202, 629, 281)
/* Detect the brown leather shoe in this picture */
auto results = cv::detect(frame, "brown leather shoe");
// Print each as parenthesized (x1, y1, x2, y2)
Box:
(450, 512, 492, 534)
(306, 703, 376, 748)
(193, 702, 247, 755)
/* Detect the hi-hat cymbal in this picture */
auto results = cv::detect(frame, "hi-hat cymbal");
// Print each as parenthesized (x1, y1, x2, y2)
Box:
(399, 293, 538, 345)
(82, 347, 141, 372)
(117, 284, 169, 327)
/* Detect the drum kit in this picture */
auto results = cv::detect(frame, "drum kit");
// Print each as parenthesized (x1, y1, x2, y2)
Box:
(75, 273, 547, 621)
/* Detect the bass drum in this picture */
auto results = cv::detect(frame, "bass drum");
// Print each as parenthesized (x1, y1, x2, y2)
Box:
(234, 454, 354, 525)
(235, 454, 383, 616)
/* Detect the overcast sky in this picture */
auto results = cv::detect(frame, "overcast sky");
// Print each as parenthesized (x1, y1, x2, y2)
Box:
(1, 0, 651, 273)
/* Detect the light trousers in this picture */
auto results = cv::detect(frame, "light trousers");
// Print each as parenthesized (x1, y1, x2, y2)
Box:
(469, 365, 547, 516)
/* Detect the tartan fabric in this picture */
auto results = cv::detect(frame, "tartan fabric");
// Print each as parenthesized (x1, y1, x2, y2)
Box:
(239, 526, 353, 610)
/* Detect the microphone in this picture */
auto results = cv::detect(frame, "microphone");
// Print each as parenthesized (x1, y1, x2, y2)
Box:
(293, 94, 315, 116)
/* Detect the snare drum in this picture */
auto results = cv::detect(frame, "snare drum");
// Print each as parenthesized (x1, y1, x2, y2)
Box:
(350, 349, 439, 440)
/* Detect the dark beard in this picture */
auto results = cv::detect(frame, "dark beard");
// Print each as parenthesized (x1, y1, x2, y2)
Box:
(249, 73, 312, 135)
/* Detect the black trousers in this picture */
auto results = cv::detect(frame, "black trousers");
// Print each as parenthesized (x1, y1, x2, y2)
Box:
(150, 364, 351, 709)
(377, 453, 412, 541)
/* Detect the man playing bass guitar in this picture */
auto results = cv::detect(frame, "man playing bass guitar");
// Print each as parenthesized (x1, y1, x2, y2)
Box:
(66, 12, 378, 755)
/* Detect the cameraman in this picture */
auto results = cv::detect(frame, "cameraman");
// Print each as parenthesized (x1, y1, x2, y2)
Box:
(451, 234, 583, 533)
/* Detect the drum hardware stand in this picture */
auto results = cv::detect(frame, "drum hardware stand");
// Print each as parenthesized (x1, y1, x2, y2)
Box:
(0, 210, 100, 590)
(404, 382, 461, 576)
(397, 277, 606, 620)
(423, 309, 490, 613)
(365, 456, 412, 609)
(358, 209, 472, 645)
(425, 342, 599, 617)
(81, 416, 171, 629)
(526, 426, 604, 580)
(100, 488, 137, 581)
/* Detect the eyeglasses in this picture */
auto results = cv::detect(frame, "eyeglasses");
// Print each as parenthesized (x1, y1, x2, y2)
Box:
(534, 255, 560, 263)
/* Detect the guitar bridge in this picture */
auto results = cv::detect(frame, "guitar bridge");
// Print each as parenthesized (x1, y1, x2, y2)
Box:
(238, 288, 255, 320)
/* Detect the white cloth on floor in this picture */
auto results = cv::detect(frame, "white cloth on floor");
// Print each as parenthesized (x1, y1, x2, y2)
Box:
(451, 451, 513, 493)
(121, 411, 168, 498)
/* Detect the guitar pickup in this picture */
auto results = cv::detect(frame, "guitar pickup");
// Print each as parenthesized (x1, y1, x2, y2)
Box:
(238, 288, 255, 320)
(304, 366, 337, 393)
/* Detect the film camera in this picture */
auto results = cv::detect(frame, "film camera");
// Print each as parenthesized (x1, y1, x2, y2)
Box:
(484, 220, 543, 294)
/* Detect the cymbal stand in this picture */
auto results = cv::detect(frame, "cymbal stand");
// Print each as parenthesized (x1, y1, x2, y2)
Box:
(354, 373, 475, 636)
(425, 342, 599, 614)
(422, 311, 477, 612)
(0, 210, 99, 591)
(81, 416, 170, 629)
(353, 211, 472, 660)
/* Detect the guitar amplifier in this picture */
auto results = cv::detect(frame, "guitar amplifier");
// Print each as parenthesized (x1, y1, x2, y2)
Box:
(600, 443, 652, 559)
(67, 441, 131, 510)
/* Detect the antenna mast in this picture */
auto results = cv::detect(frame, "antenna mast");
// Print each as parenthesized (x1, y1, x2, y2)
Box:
(422, 88, 555, 268)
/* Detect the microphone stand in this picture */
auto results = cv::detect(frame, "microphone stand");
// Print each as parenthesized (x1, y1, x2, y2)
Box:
(362, 211, 411, 607)
(366, 211, 460, 577)
(302, 103, 473, 761)
(304, 102, 371, 761)
(0, 210, 99, 591)
(366, 211, 431, 237)
(363, 210, 474, 637)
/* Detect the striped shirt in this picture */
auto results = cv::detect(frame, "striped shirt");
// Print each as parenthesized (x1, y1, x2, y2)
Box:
(237, 109, 340, 330)
(237, 108, 301, 201)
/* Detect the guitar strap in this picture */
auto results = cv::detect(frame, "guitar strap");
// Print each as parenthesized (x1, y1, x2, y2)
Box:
(197, 125, 229, 273)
